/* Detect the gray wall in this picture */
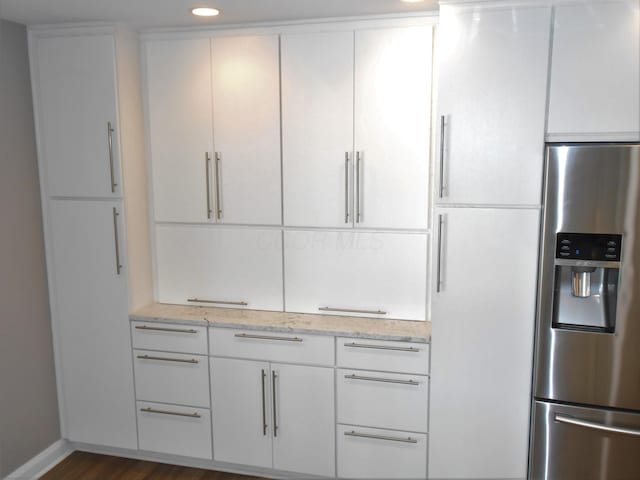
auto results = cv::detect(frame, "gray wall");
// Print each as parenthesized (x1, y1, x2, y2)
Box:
(0, 18, 61, 477)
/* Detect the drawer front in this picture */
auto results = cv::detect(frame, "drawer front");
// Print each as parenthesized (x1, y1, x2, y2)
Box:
(134, 349, 209, 407)
(337, 337, 429, 374)
(137, 401, 212, 459)
(210, 327, 334, 365)
(337, 424, 427, 479)
(337, 369, 428, 432)
(131, 321, 207, 354)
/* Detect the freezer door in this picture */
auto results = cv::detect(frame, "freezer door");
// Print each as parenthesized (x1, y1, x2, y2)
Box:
(530, 401, 640, 480)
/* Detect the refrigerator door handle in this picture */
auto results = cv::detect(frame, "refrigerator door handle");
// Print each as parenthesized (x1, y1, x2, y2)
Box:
(555, 414, 640, 437)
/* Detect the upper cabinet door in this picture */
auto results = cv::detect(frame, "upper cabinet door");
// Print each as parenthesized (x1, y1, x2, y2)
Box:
(547, 2, 640, 141)
(354, 27, 432, 230)
(146, 38, 214, 223)
(436, 6, 551, 206)
(34, 33, 120, 198)
(281, 31, 354, 228)
(211, 35, 282, 225)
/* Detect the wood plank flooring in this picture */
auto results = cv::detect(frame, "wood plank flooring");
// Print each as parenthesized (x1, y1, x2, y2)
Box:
(40, 452, 264, 480)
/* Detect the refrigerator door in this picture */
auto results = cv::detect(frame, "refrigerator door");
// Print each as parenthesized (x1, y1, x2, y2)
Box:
(534, 144, 640, 410)
(530, 401, 640, 480)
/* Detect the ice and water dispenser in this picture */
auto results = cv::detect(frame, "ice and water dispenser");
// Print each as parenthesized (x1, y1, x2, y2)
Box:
(552, 232, 621, 332)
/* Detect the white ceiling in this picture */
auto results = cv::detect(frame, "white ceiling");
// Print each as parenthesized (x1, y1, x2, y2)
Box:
(0, 0, 439, 29)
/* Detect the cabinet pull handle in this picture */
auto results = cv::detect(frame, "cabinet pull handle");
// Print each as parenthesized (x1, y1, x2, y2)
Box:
(187, 298, 248, 306)
(555, 414, 640, 437)
(272, 370, 278, 437)
(356, 151, 362, 223)
(344, 430, 418, 444)
(234, 333, 303, 342)
(344, 342, 420, 352)
(107, 122, 117, 193)
(261, 369, 268, 436)
(319, 306, 387, 315)
(344, 152, 350, 223)
(214, 152, 222, 220)
(439, 115, 446, 198)
(436, 213, 445, 293)
(137, 354, 199, 364)
(205, 152, 212, 219)
(135, 325, 198, 334)
(140, 407, 201, 418)
(112, 207, 122, 275)
(344, 374, 419, 386)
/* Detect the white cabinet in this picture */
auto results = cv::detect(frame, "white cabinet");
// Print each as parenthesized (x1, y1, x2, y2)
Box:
(48, 200, 136, 448)
(429, 207, 539, 479)
(282, 26, 432, 229)
(33, 33, 121, 198)
(210, 340, 335, 477)
(547, 1, 640, 140)
(284, 231, 427, 320)
(155, 225, 283, 311)
(146, 35, 281, 225)
(436, 6, 551, 206)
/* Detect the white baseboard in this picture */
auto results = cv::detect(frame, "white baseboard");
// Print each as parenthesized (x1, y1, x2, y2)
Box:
(4, 439, 74, 480)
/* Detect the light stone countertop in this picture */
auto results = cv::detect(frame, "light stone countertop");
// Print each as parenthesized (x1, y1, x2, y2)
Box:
(130, 303, 431, 343)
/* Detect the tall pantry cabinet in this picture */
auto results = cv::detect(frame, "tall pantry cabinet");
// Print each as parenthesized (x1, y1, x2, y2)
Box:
(429, 4, 550, 479)
(29, 25, 152, 448)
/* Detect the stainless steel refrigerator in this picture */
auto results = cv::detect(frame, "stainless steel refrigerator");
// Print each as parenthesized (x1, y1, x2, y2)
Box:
(530, 143, 640, 479)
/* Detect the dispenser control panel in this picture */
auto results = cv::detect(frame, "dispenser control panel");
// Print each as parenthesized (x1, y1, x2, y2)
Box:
(556, 233, 622, 261)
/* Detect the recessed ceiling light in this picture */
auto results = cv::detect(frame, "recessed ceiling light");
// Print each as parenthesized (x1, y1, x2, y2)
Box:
(191, 7, 220, 17)
(401, 0, 424, 3)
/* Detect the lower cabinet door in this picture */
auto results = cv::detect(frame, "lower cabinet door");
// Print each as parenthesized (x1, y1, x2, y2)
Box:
(137, 401, 212, 459)
(210, 358, 272, 469)
(337, 424, 427, 479)
(272, 363, 335, 477)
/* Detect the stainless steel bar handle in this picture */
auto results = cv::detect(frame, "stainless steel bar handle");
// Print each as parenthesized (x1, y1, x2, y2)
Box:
(555, 414, 640, 437)
(235, 333, 303, 342)
(214, 152, 222, 220)
(344, 430, 418, 444)
(135, 325, 198, 334)
(319, 306, 387, 315)
(187, 298, 248, 306)
(140, 407, 201, 419)
(344, 342, 420, 353)
(344, 374, 419, 386)
(261, 369, 268, 436)
(136, 354, 199, 364)
(436, 214, 444, 293)
(272, 370, 278, 438)
(356, 151, 362, 223)
(344, 152, 350, 224)
(438, 115, 446, 198)
(107, 122, 117, 193)
(112, 207, 122, 275)
(205, 152, 212, 219)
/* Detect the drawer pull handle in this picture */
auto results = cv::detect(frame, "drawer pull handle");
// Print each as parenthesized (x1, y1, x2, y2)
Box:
(344, 374, 419, 386)
(319, 307, 387, 315)
(140, 407, 201, 418)
(344, 342, 420, 352)
(137, 355, 198, 364)
(555, 414, 640, 437)
(234, 333, 303, 342)
(135, 325, 198, 334)
(187, 298, 248, 306)
(344, 430, 418, 444)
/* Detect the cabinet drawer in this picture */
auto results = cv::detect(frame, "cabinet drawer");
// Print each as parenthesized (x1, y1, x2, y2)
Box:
(337, 369, 428, 432)
(131, 321, 207, 354)
(137, 401, 212, 459)
(133, 350, 209, 407)
(337, 424, 427, 479)
(337, 337, 429, 374)
(210, 327, 334, 365)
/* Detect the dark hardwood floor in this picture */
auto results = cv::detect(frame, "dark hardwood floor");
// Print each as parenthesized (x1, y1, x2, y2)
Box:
(40, 452, 264, 480)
